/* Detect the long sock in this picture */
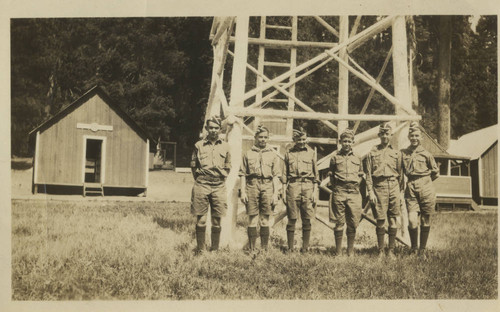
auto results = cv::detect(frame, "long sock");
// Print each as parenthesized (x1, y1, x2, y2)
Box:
(388, 227, 397, 251)
(346, 228, 356, 256)
(408, 226, 418, 252)
(376, 226, 385, 251)
(195, 225, 206, 251)
(286, 223, 295, 250)
(287, 231, 295, 250)
(260, 226, 270, 250)
(247, 227, 258, 250)
(211, 226, 221, 251)
(420, 226, 430, 250)
(334, 230, 343, 255)
(302, 220, 311, 250)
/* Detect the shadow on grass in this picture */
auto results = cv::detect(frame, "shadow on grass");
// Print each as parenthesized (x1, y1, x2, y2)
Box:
(153, 216, 193, 232)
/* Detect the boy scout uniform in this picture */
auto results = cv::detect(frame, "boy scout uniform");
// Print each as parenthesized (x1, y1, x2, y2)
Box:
(365, 124, 403, 255)
(239, 144, 280, 250)
(191, 124, 231, 251)
(329, 131, 364, 256)
(401, 122, 439, 253)
(282, 135, 319, 252)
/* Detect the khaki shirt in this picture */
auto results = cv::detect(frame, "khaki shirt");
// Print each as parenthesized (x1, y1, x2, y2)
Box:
(365, 144, 403, 192)
(329, 149, 364, 185)
(282, 145, 319, 184)
(191, 138, 231, 180)
(401, 145, 439, 179)
(239, 145, 280, 179)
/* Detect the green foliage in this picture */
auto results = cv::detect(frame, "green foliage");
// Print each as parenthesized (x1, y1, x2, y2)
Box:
(12, 199, 498, 299)
(11, 18, 213, 161)
(413, 16, 497, 139)
(10, 16, 498, 159)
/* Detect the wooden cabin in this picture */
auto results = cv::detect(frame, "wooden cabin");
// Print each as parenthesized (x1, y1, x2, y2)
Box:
(448, 124, 498, 206)
(29, 86, 155, 196)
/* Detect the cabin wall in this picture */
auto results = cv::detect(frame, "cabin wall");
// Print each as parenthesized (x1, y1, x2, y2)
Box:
(480, 142, 498, 199)
(35, 94, 147, 187)
(434, 176, 472, 197)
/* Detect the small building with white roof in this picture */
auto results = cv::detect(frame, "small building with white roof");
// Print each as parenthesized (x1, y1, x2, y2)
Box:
(448, 124, 498, 206)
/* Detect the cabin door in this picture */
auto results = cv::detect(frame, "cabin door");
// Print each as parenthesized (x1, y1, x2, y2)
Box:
(84, 138, 103, 183)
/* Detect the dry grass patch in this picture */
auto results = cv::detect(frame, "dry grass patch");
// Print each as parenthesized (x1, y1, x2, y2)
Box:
(12, 199, 497, 300)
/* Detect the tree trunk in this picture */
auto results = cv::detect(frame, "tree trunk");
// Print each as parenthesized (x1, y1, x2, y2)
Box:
(437, 16, 452, 149)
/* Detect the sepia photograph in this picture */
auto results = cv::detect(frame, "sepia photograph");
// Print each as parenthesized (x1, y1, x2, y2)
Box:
(2, 1, 499, 311)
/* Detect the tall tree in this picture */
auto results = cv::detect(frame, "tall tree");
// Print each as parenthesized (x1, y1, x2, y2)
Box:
(437, 16, 452, 149)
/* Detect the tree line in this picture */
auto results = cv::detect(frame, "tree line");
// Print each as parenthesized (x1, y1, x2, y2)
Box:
(11, 16, 497, 165)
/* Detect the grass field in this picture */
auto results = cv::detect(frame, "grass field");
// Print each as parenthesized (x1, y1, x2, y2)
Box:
(11, 199, 498, 300)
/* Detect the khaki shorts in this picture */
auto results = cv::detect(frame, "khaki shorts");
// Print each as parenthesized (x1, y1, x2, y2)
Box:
(372, 177, 401, 220)
(286, 181, 315, 220)
(246, 179, 274, 216)
(405, 175, 435, 215)
(330, 183, 362, 230)
(190, 181, 227, 217)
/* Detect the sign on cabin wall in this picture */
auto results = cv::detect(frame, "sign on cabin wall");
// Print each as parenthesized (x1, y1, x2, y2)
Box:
(77, 123, 113, 132)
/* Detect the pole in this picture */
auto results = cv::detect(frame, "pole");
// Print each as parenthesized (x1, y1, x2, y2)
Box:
(221, 16, 249, 247)
(338, 15, 349, 139)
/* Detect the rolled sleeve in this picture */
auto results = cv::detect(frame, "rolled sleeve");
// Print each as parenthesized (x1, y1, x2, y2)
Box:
(223, 146, 231, 176)
(358, 156, 365, 180)
(272, 153, 281, 178)
(312, 151, 320, 184)
(429, 153, 439, 181)
(191, 146, 198, 168)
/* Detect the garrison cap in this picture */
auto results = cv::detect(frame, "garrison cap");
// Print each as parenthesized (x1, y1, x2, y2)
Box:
(379, 122, 392, 134)
(293, 127, 307, 139)
(408, 121, 421, 134)
(206, 115, 222, 127)
(255, 125, 269, 136)
(340, 128, 355, 140)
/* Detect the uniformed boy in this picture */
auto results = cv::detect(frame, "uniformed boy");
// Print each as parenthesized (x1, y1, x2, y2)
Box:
(329, 129, 364, 256)
(401, 121, 439, 255)
(282, 128, 319, 253)
(190, 116, 231, 252)
(239, 126, 281, 251)
(365, 123, 403, 257)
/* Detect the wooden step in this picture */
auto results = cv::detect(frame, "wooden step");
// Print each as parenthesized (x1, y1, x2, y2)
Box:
(83, 183, 104, 197)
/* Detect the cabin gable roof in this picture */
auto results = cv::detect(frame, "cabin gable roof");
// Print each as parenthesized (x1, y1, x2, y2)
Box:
(29, 86, 156, 147)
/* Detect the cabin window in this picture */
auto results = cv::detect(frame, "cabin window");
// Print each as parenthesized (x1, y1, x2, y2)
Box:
(450, 159, 469, 176)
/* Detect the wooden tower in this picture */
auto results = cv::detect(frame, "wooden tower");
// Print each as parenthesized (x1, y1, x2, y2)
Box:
(206, 16, 420, 247)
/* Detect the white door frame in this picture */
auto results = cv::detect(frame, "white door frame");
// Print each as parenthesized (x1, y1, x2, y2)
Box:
(82, 135, 107, 184)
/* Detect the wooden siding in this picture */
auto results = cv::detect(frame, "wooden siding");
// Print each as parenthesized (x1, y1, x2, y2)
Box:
(434, 176, 472, 198)
(36, 94, 147, 187)
(480, 141, 498, 198)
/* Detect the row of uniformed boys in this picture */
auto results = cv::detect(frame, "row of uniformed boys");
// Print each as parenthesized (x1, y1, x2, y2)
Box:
(191, 116, 438, 256)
